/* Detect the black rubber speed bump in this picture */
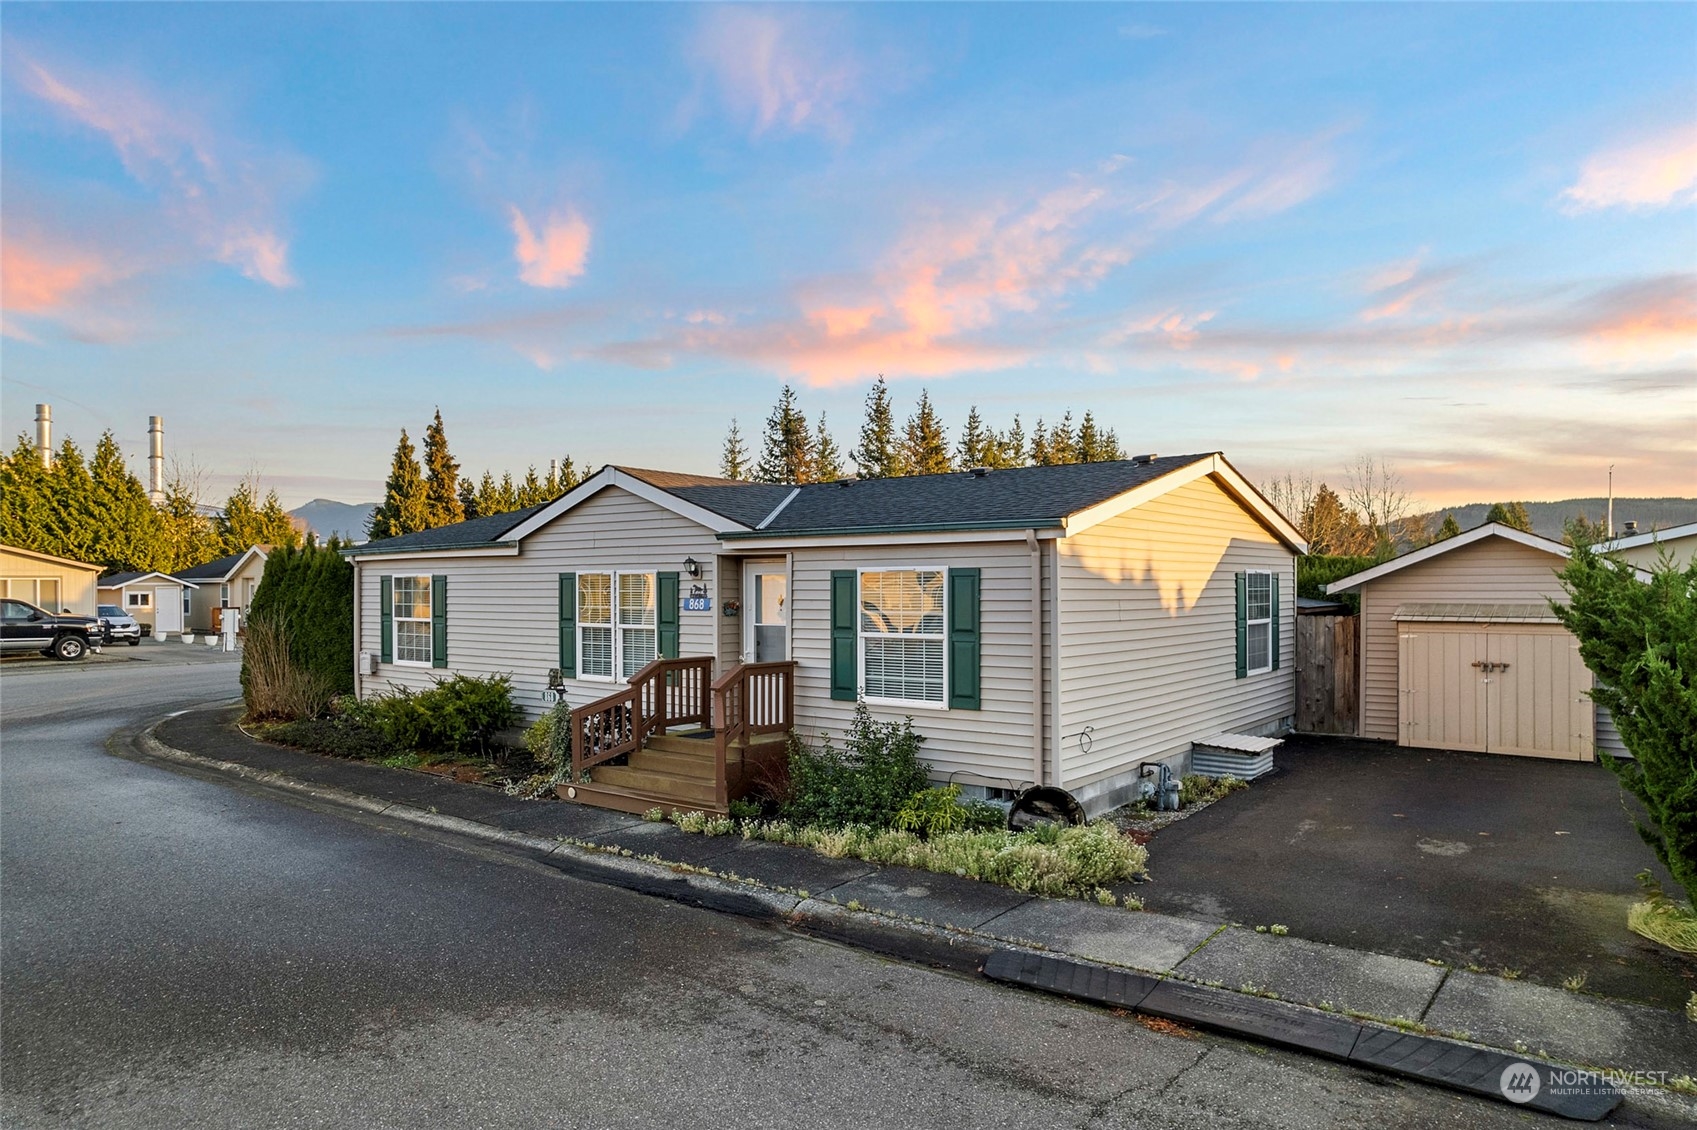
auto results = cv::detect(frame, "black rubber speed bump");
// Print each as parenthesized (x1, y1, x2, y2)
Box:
(1139, 978, 1363, 1060)
(1350, 1027, 1621, 1122)
(982, 949, 1158, 1010)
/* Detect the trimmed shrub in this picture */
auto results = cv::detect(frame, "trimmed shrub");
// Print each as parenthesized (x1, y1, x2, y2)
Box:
(266, 714, 398, 761)
(1296, 554, 1375, 614)
(366, 673, 522, 756)
(784, 703, 932, 828)
(242, 542, 355, 702)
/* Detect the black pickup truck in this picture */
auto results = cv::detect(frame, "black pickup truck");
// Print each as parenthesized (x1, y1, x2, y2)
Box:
(0, 599, 106, 660)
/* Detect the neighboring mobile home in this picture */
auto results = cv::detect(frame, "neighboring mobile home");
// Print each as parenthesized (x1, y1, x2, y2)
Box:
(96, 572, 198, 636)
(0, 544, 102, 615)
(1603, 520, 1697, 569)
(1325, 523, 1652, 761)
(174, 546, 270, 633)
(347, 456, 1305, 816)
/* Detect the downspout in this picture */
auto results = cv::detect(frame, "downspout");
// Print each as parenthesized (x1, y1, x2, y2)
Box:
(1047, 537, 1064, 791)
(351, 558, 363, 700)
(1026, 529, 1044, 787)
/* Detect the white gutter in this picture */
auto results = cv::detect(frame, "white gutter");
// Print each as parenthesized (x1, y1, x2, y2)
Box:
(351, 558, 363, 700)
(1027, 529, 1044, 788)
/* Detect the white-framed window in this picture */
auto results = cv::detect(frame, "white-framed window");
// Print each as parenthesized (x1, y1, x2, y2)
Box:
(859, 567, 947, 707)
(183, 588, 192, 617)
(127, 591, 152, 609)
(1245, 570, 1273, 675)
(2, 578, 60, 607)
(220, 583, 230, 609)
(37, 578, 59, 610)
(391, 575, 433, 666)
(576, 571, 656, 680)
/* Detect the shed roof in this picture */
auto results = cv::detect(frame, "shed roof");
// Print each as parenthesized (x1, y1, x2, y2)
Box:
(172, 545, 270, 582)
(1604, 520, 1697, 552)
(0, 544, 104, 572)
(1391, 602, 1562, 624)
(99, 571, 197, 589)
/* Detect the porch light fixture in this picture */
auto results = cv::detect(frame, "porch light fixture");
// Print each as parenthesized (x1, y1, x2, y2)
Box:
(683, 556, 702, 579)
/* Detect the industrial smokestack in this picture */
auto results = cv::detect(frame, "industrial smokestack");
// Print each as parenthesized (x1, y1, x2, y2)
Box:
(147, 416, 165, 504)
(34, 404, 52, 468)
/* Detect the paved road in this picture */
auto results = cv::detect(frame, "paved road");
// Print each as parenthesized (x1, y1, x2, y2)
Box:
(0, 658, 1670, 1128)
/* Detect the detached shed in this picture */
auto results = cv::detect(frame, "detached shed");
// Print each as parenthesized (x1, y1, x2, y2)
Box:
(0, 544, 102, 615)
(1325, 523, 1643, 761)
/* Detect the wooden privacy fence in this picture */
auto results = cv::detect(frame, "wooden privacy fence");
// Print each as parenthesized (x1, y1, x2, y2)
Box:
(1297, 613, 1358, 735)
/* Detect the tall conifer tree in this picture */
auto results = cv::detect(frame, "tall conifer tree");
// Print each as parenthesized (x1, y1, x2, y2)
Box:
(368, 429, 430, 540)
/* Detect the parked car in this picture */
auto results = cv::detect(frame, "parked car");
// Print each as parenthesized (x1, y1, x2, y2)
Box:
(0, 599, 107, 660)
(96, 604, 143, 646)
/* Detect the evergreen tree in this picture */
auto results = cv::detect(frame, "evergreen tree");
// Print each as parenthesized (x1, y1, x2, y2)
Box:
(1553, 548, 1697, 907)
(422, 409, 464, 527)
(853, 376, 904, 478)
(1486, 501, 1533, 532)
(998, 416, 1027, 468)
(900, 389, 952, 475)
(1048, 411, 1077, 464)
(368, 429, 430, 540)
(1075, 411, 1124, 462)
(755, 384, 814, 483)
(812, 413, 845, 481)
(956, 406, 995, 469)
(1437, 513, 1462, 541)
(545, 456, 580, 496)
(156, 471, 219, 571)
(1028, 419, 1055, 466)
(1563, 513, 1610, 548)
(720, 419, 750, 481)
(517, 465, 547, 508)
(458, 475, 481, 521)
(218, 480, 300, 552)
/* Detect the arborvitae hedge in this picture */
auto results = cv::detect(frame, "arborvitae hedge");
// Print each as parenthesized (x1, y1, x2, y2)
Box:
(243, 543, 355, 701)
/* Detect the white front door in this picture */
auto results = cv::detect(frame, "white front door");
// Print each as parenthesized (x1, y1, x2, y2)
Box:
(743, 563, 788, 663)
(153, 588, 183, 634)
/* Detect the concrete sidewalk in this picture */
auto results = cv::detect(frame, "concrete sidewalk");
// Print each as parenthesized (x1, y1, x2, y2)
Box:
(139, 706, 1697, 1118)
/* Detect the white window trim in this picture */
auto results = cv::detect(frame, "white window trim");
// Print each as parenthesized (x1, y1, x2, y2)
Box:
(127, 590, 152, 609)
(183, 588, 192, 616)
(575, 570, 657, 683)
(391, 575, 434, 668)
(857, 565, 950, 711)
(1245, 569, 1273, 676)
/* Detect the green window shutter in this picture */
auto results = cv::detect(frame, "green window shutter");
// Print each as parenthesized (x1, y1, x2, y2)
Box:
(829, 570, 857, 701)
(430, 574, 448, 668)
(1270, 573, 1281, 671)
(558, 573, 576, 678)
(657, 572, 680, 660)
(1234, 572, 1248, 679)
(379, 575, 393, 664)
(947, 568, 981, 710)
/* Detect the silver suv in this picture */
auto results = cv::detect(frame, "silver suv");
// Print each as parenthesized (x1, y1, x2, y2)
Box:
(97, 604, 143, 646)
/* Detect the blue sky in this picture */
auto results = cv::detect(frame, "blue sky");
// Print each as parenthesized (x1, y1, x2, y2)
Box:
(3, 3, 1693, 509)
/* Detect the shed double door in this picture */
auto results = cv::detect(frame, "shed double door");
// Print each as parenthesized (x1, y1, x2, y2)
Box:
(1398, 624, 1593, 760)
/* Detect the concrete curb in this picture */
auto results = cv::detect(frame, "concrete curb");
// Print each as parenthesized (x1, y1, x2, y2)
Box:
(127, 712, 1694, 1124)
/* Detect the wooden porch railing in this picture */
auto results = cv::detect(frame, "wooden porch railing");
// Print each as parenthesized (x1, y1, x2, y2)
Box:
(569, 656, 715, 781)
(710, 661, 796, 809)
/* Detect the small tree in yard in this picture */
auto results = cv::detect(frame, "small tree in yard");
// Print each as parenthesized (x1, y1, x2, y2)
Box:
(1553, 547, 1697, 909)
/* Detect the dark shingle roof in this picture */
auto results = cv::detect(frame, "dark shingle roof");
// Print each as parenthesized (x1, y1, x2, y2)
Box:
(351, 454, 1231, 554)
(173, 551, 247, 581)
(616, 467, 795, 528)
(352, 502, 551, 555)
(100, 570, 187, 587)
(737, 455, 1215, 537)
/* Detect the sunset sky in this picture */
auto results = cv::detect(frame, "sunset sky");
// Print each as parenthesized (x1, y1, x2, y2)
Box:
(3, 4, 1693, 510)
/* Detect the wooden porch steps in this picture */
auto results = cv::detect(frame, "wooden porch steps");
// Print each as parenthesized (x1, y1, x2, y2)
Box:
(561, 779, 731, 818)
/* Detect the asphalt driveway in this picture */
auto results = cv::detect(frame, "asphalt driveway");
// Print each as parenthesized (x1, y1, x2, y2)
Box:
(1138, 735, 1695, 1010)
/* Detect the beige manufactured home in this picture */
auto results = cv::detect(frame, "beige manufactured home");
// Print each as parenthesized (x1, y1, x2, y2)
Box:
(1604, 520, 1697, 570)
(174, 546, 270, 633)
(1326, 523, 1654, 761)
(0, 544, 102, 615)
(347, 456, 1304, 816)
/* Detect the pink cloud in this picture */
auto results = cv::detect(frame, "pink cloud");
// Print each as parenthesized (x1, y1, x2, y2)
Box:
(1562, 124, 1697, 212)
(14, 54, 308, 288)
(508, 205, 591, 289)
(686, 8, 865, 140)
(0, 240, 116, 315)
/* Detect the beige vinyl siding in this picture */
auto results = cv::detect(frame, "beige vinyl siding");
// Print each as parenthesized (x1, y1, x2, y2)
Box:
(357, 487, 724, 720)
(1613, 533, 1696, 570)
(787, 540, 1043, 789)
(228, 552, 268, 611)
(1055, 475, 1295, 788)
(1, 546, 102, 615)
(1357, 537, 1569, 741)
(184, 584, 221, 632)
